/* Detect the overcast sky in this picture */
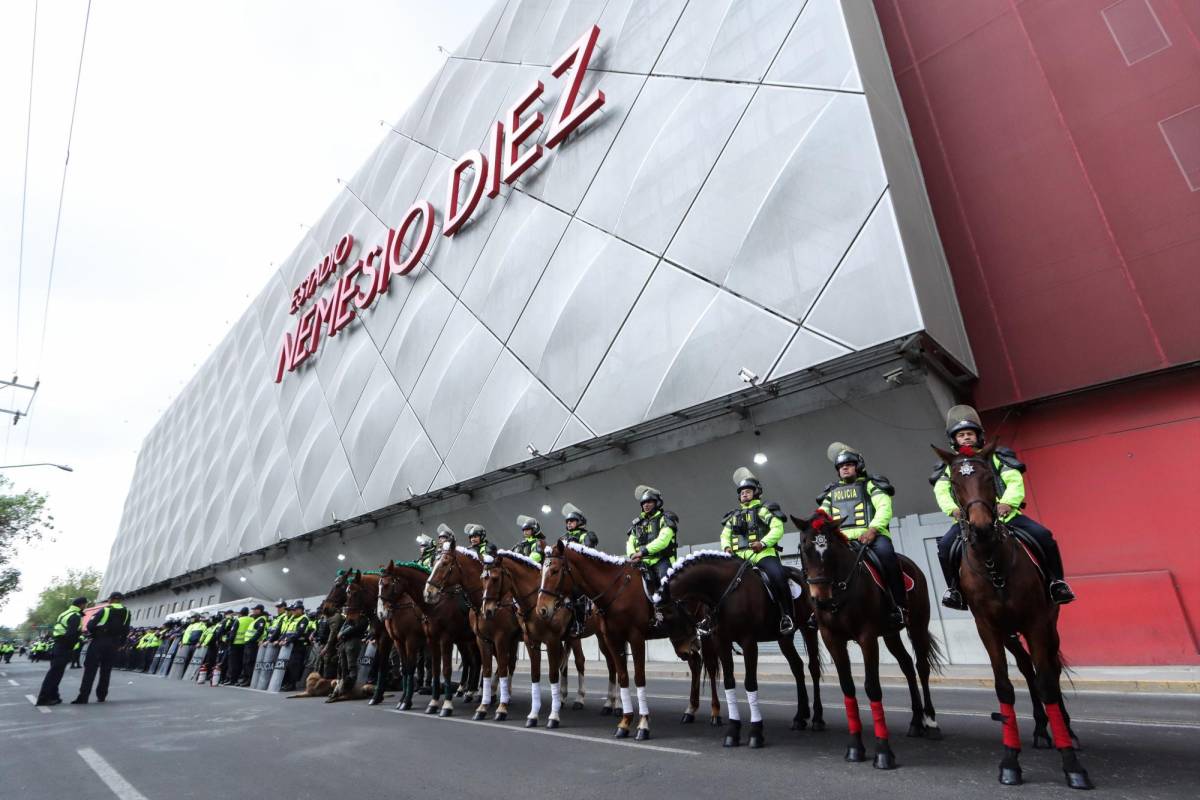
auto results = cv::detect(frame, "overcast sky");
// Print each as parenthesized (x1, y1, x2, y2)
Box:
(0, 0, 493, 625)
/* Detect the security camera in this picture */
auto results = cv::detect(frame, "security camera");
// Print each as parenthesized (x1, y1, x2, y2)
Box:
(737, 367, 759, 385)
(882, 367, 905, 386)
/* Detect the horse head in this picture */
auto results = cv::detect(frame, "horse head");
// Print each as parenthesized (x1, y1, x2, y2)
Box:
(342, 569, 373, 619)
(792, 510, 850, 610)
(378, 560, 409, 608)
(321, 570, 350, 616)
(535, 539, 570, 621)
(424, 535, 460, 605)
(932, 441, 1001, 550)
(480, 553, 505, 620)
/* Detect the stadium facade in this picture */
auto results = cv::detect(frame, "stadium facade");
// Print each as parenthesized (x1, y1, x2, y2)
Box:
(103, 0, 1200, 666)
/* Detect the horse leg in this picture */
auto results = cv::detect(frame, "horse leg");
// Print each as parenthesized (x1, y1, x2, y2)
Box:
(546, 637, 563, 728)
(571, 637, 586, 710)
(683, 650, 701, 724)
(825, 635, 865, 762)
(369, 633, 391, 706)
(702, 636, 723, 726)
(494, 640, 513, 722)
(598, 634, 617, 716)
(438, 640, 456, 716)
(426, 639, 442, 714)
(978, 621, 1023, 785)
(474, 640, 494, 721)
(778, 635, 809, 731)
(718, 639, 741, 746)
(613, 635, 634, 738)
(882, 632, 924, 738)
(800, 623, 825, 731)
(398, 638, 416, 711)
(861, 637, 896, 769)
(526, 639, 542, 727)
(743, 639, 766, 749)
(632, 635, 651, 741)
(1028, 621, 1093, 790)
(1005, 634, 1049, 748)
(905, 576, 941, 739)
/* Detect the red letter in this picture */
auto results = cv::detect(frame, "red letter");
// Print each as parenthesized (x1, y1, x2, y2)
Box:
(545, 25, 605, 149)
(486, 121, 503, 199)
(330, 262, 362, 336)
(312, 295, 335, 351)
(274, 331, 296, 383)
(443, 150, 487, 237)
(292, 305, 317, 368)
(502, 81, 544, 185)
(333, 233, 355, 264)
(356, 246, 383, 309)
(385, 200, 435, 280)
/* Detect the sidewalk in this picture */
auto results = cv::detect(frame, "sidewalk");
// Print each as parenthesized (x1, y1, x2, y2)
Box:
(640, 661, 1200, 694)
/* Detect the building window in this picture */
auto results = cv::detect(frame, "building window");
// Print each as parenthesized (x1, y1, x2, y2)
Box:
(208, 594, 215, 605)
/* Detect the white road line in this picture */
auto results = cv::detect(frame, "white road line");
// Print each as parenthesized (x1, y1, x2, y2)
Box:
(78, 747, 150, 800)
(25, 694, 49, 713)
(7, 678, 18, 686)
(388, 708, 700, 755)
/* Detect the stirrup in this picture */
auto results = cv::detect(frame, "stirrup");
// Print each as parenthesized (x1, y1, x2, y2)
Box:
(1049, 580, 1076, 605)
(941, 587, 967, 610)
(778, 614, 795, 635)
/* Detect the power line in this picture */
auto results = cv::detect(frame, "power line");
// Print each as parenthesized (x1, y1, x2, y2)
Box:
(14, 0, 39, 377)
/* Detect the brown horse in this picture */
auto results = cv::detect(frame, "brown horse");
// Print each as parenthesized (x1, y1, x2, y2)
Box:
(319, 569, 395, 706)
(537, 540, 719, 741)
(347, 564, 427, 710)
(379, 560, 481, 716)
(792, 512, 944, 770)
(933, 443, 1092, 789)
(658, 551, 825, 748)
(481, 548, 623, 727)
(424, 540, 525, 723)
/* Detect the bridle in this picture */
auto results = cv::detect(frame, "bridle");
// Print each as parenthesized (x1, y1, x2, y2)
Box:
(802, 529, 870, 613)
(481, 558, 535, 619)
(426, 550, 479, 613)
(949, 455, 1016, 591)
(539, 550, 633, 616)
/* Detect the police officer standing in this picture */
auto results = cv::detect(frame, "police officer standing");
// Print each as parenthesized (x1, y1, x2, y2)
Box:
(237, 604, 269, 687)
(35, 595, 87, 706)
(72, 591, 131, 703)
(223, 607, 253, 686)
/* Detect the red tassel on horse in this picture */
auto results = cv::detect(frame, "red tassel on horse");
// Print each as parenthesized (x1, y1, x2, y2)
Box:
(844, 696, 863, 735)
(1044, 702, 1074, 749)
(999, 702, 1021, 750)
(869, 700, 889, 739)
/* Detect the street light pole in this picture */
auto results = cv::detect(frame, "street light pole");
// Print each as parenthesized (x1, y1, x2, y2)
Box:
(0, 463, 74, 472)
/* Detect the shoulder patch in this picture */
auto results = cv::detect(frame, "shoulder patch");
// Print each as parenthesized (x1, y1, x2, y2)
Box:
(764, 501, 786, 520)
(816, 482, 837, 505)
(868, 475, 895, 496)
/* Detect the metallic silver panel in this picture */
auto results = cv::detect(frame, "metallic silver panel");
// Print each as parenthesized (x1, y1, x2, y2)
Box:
(668, 88, 887, 322)
(483, 0, 553, 63)
(407, 302, 505, 454)
(551, 414, 594, 450)
(655, 0, 798, 82)
(767, 327, 851, 380)
(804, 191, 923, 349)
(594, 0, 688, 74)
(380, 269, 457, 396)
(460, 190, 570, 341)
(452, 0, 509, 58)
(359, 404, 443, 510)
(340, 358, 407, 486)
(508, 219, 657, 407)
(444, 349, 571, 478)
(765, 0, 862, 91)
(578, 76, 755, 254)
(523, 0, 605, 66)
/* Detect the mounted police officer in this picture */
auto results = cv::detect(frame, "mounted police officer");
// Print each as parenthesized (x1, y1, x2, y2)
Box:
(721, 469, 794, 635)
(818, 443, 905, 628)
(627, 485, 679, 596)
(513, 516, 547, 563)
(36, 595, 87, 706)
(934, 405, 1075, 609)
(416, 533, 437, 568)
(465, 524, 494, 558)
(562, 503, 599, 549)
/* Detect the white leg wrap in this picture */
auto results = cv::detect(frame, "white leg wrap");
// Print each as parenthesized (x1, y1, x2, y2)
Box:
(636, 686, 650, 717)
(481, 676, 494, 705)
(499, 676, 511, 704)
(923, 714, 939, 729)
(576, 671, 585, 700)
(725, 688, 741, 722)
(529, 681, 542, 716)
(620, 686, 634, 714)
(747, 690, 762, 723)
(550, 682, 562, 718)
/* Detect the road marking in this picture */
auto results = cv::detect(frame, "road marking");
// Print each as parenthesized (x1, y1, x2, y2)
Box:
(7, 679, 18, 686)
(25, 694, 49, 713)
(388, 709, 700, 755)
(78, 747, 150, 800)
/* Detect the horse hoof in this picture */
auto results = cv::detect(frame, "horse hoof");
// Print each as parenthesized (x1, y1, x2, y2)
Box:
(635, 728, 650, 741)
(791, 718, 807, 731)
(811, 719, 826, 732)
(525, 717, 537, 728)
(439, 707, 453, 718)
(680, 713, 695, 724)
(572, 701, 584, 711)
(614, 727, 630, 739)
(425, 704, 438, 715)
(723, 735, 740, 748)
(494, 712, 507, 722)
(368, 698, 380, 706)
(395, 701, 407, 711)
(472, 711, 486, 721)
(873, 750, 897, 770)
(463, 693, 474, 703)
(600, 706, 613, 716)
(1071, 733, 1083, 751)
(547, 719, 560, 729)
(907, 723, 925, 738)
(710, 716, 723, 727)
(748, 735, 764, 749)
(1064, 770, 1094, 790)
(999, 766, 1023, 786)
(1033, 730, 1052, 749)
(845, 745, 867, 763)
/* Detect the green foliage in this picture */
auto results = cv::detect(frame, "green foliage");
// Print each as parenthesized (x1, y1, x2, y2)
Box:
(23, 567, 103, 631)
(0, 475, 54, 610)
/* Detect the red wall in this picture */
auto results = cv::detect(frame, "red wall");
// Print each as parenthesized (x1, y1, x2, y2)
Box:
(876, 0, 1200, 410)
(983, 370, 1200, 664)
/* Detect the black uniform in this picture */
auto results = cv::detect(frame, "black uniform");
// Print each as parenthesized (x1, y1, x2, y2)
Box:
(36, 604, 84, 705)
(75, 603, 132, 702)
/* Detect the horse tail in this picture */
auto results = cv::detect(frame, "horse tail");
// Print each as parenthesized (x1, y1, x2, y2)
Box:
(1058, 648, 1077, 692)
(924, 631, 946, 676)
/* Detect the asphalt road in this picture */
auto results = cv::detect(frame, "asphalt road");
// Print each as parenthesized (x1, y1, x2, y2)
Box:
(2, 658, 1197, 799)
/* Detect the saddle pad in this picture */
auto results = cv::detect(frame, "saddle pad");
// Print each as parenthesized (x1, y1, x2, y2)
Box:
(863, 561, 916, 593)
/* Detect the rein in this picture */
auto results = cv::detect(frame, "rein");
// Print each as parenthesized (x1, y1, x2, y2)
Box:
(482, 561, 536, 618)
(541, 554, 631, 614)
(804, 536, 870, 612)
(951, 455, 1017, 594)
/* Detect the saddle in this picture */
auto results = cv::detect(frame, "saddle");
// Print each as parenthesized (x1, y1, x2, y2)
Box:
(849, 541, 915, 594)
(949, 526, 1046, 581)
(753, 565, 804, 605)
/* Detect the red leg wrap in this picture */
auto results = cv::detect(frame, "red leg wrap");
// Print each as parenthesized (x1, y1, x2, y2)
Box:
(869, 700, 888, 740)
(999, 702, 1021, 750)
(844, 696, 862, 735)
(1044, 702, 1073, 749)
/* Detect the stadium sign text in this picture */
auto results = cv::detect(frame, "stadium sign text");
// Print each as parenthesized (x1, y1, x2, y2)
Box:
(274, 25, 606, 383)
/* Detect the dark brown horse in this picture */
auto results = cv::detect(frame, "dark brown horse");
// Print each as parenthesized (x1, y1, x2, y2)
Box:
(537, 540, 719, 741)
(424, 540, 525, 723)
(350, 563, 427, 710)
(792, 512, 944, 770)
(379, 559, 481, 716)
(319, 569, 394, 706)
(933, 443, 1091, 789)
(658, 551, 824, 748)
(481, 548, 622, 727)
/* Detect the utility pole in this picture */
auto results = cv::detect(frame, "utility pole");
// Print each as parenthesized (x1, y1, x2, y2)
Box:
(0, 376, 38, 425)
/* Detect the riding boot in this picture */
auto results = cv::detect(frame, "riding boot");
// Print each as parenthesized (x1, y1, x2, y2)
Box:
(1042, 541, 1076, 604)
(777, 603, 795, 636)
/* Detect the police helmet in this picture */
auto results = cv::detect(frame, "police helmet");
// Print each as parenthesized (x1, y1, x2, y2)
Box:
(827, 442, 866, 475)
(562, 503, 586, 526)
(945, 405, 985, 447)
(732, 467, 763, 499)
(517, 515, 543, 537)
(415, 533, 432, 547)
(635, 485, 663, 510)
(464, 523, 487, 542)
(435, 523, 455, 542)
(239, 607, 250, 615)
(289, 601, 305, 611)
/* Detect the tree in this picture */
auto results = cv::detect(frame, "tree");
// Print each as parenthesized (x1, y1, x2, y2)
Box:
(0, 475, 54, 610)
(23, 568, 103, 633)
